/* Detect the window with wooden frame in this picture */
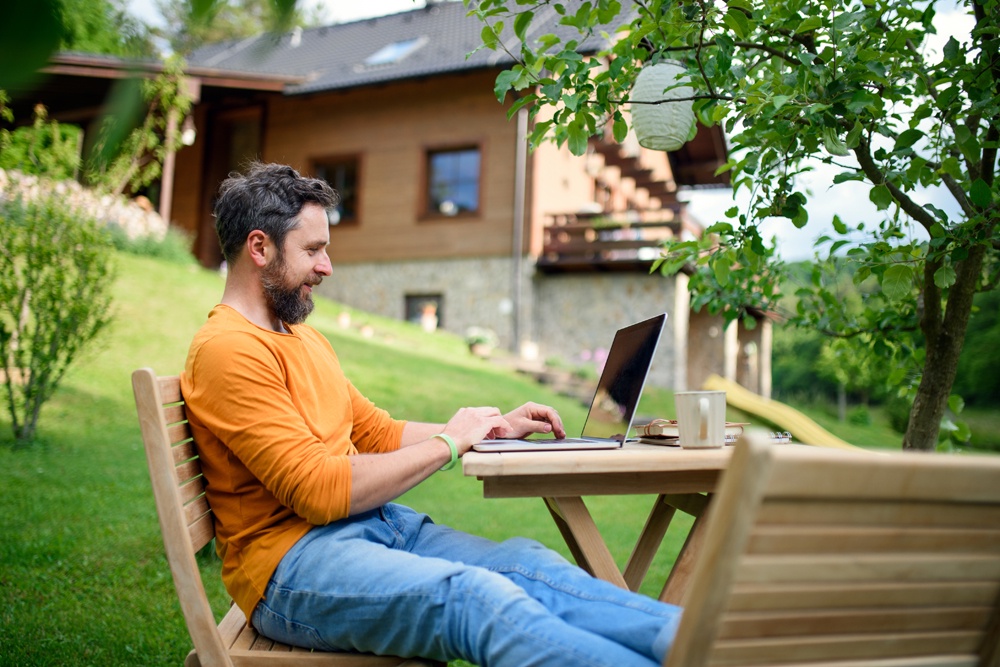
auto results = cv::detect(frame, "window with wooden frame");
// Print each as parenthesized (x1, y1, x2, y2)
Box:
(313, 156, 360, 225)
(425, 146, 480, 218)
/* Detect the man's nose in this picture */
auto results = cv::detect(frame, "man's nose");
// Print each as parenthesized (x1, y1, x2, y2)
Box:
(316, 252, 333, 276)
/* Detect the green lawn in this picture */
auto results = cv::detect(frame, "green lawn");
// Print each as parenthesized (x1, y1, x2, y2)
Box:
(5, 252, 985, 665)
(0, 253, 686, 665)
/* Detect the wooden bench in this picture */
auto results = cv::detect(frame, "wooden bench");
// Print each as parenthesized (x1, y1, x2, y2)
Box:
(665, 433, 1000, 667)
(132, 368, 442, 667)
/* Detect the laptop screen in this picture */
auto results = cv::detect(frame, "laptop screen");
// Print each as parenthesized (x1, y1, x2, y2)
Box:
(580, 313, 666, 441)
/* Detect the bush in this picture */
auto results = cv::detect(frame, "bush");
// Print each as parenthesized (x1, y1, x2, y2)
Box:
(0, 104, 82, 181)
(847, 405, 872, 426)
(884, 394, 912, 435)
(0, 193, 115, 444)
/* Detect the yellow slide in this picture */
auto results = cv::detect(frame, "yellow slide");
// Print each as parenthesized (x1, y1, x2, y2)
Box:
(703, 374, 862, 451)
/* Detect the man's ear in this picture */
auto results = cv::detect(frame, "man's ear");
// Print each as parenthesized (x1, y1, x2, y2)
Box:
(246, 230, 271, 268)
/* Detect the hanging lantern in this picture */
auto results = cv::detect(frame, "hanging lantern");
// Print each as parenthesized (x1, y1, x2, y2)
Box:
(630, 62, 695, 152)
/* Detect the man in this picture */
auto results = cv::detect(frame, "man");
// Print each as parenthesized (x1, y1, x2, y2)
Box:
(181, 162, 681, 667)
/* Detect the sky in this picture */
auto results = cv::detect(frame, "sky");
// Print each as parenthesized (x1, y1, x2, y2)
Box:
(125, 0, 973, 262)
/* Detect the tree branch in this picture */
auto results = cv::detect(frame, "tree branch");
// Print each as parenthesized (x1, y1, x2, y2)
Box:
(853, 136, 939, 233)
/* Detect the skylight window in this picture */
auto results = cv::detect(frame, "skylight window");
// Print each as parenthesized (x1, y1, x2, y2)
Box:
(363, 36, 428, 67)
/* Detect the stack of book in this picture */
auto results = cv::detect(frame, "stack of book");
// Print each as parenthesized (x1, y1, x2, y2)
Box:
(635, 419, 761, 445)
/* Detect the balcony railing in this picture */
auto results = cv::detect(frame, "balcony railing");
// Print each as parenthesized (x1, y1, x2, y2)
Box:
(536, 212, 695, 273)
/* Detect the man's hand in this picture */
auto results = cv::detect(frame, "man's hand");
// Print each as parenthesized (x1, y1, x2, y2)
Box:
(497, 402, 566, 440)
(442, 407, 512, 453)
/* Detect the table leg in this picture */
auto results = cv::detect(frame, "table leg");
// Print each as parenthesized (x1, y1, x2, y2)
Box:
(623, 494, 677, 592)
(659, 494, 712, 605)
(544, 497, 628, 589)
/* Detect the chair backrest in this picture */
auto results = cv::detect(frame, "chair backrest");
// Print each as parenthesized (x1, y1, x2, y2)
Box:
(132, 367, 234, 667)
(666, 433, 1000, 667)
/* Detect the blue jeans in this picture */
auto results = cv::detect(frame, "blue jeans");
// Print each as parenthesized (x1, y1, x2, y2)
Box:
(251, 504, 681, 667)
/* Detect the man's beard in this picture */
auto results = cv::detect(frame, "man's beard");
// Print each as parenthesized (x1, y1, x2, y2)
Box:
(261, 254, 317, 325)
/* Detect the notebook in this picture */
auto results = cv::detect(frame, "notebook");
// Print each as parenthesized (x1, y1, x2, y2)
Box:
(472, 313, 667, 453)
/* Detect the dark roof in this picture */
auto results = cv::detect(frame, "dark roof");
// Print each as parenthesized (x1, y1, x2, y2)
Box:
(187, 0, 614, 95)
(7, 52, 301, 128)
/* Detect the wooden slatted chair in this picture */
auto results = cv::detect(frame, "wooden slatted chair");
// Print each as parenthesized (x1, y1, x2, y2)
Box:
(132, 368, 442, 667)
(664, 432, 1000, 667)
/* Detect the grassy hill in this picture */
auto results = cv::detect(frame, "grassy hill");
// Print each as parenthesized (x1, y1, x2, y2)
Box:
(0, 253, 693, 665)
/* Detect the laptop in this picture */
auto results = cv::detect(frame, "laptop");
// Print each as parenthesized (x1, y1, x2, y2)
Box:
(473, 313, 667, 452)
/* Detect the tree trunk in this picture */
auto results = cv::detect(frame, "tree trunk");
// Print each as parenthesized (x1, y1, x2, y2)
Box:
(903, 244, 986, 451)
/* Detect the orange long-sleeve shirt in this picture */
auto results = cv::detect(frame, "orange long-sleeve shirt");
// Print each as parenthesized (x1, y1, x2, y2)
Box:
(180, 305, 406, 618)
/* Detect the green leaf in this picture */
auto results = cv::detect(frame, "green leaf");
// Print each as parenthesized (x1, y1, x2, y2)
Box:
(952, 419, 971, 443)
(791, 206, 809, 228)
(948, 394, 965, 415)
(722, 9, 750, 39)
(653, 256, 687, 276)
(713, 258, 731, 286)
(832, 215, 848, 234)
(706, 222, 734, 234)
(481, 24, 500, 49)
(612, 115, 628, 142)
(493, 70, 519, 102)
(505, 93, 535, 119)
(514, 10, 534, 40)
(822, 127, 849, 156)
(893, 128, 924, 152)
(869, 184, 893, 210)
(934, 264, 956, 289)
(887, 366, 907, 385)
(832, 170, 861, 184)
(796, 16, 823, 33)
(845, 121, 863, 149)
(943, 36, 960, 61)
(969, 178, 992, 207)
(880, 264, 913, 301)
(566, 119, 588, 156)
(846, 91, 878, 114)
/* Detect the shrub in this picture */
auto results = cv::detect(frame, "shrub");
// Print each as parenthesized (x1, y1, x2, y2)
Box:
(0, 103, 82, 181)
(847, 405, 872, 426)
(884, 394, 912, 435)
(0, 193, 115, 444)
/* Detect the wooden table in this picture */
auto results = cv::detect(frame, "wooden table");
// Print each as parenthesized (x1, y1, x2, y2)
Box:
(462, 443, 733, 605)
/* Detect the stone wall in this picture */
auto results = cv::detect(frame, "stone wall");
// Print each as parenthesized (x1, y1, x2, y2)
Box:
(318, 256, 524, 350)
(319, 256, 685, 389)
(0, 168, 168, 240)
(530, 272, 682, 389)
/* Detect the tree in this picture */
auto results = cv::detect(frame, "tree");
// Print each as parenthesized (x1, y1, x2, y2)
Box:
(154, 0, 320, 54)
(57, 0, 155, 58)
(466, 0, 999, 450)
(0, 193, 116, 445)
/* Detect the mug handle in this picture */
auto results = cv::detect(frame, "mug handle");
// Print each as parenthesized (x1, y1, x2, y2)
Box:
(698, 397, 709, 440)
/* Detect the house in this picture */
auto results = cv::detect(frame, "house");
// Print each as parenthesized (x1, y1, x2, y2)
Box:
(8, 1, 771, 396)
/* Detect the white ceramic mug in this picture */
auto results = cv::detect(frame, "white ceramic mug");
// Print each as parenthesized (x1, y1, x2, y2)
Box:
(674, 391, 726, 448)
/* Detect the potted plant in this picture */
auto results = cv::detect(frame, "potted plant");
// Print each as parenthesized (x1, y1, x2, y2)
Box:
(464, 326, 498, 358)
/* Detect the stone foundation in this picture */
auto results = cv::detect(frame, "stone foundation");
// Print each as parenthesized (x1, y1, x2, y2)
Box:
(318, 256, 684, 389)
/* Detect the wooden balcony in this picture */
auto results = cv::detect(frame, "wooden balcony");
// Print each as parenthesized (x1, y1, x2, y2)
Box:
(536, 213, 694, 273)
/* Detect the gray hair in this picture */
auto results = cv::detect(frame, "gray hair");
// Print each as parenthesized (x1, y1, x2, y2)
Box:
(213, 162, 339, 263)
